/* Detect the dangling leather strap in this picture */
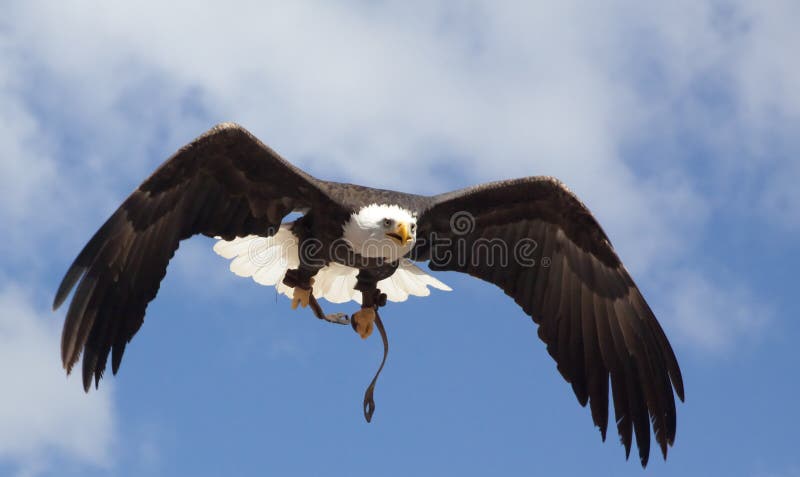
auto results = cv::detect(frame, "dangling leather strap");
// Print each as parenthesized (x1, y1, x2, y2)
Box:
(362, 309, 388, 423)
(307, 294, 328, 321)
(292, 272, 389, 422)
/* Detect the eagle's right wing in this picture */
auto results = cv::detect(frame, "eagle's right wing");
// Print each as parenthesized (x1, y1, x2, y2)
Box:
(413, 177, 684, 466)
(53, 123, 342, 391)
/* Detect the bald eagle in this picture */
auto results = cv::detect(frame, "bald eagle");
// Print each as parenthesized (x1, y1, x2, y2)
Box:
(54, 123, 683, 466)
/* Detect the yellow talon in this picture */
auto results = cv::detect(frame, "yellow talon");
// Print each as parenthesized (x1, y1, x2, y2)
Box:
(291, 287, 311, 309)
(352, 307, 376, 339)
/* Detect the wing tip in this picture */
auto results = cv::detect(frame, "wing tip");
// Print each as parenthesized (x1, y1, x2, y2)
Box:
(53, 265, 86, 311)
(674, 375, 686, 402)
(82, 354, 97, 392)
(659, 439, 669, 461)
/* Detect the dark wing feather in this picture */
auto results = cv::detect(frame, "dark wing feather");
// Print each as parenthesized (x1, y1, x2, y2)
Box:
(413, 177, 683, 467)
(53, 123, 341, 390)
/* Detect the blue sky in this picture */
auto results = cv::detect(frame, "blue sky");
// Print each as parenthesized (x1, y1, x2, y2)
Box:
(1, 1, 799, 476)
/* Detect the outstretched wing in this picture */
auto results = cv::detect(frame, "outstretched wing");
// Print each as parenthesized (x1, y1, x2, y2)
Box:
(413, 177, 684, 467)
(53, 123, 341, 391)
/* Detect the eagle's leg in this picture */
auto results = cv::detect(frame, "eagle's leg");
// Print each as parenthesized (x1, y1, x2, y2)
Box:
(352, 279, 387, 340)
(349, 269, 393, 421)
(292, 279, 313, 309)
(352, 308, 376, 339)
(282, 268, 317, 310)
(282, 268, 349, 325)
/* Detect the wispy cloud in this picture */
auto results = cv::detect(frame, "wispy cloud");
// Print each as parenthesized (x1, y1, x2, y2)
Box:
(3, 0, 792, 343)
(0, 4, 797, 473)
(0, 285, 115, 475)
(3, 1, 795, 342)
(660, 270, 771, 353)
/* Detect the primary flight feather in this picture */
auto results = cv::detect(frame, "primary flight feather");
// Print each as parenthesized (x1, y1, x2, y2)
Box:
(54, 123, 683, 467)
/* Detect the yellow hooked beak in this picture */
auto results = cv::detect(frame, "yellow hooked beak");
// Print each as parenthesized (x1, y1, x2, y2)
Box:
(386, 222, 411, 245)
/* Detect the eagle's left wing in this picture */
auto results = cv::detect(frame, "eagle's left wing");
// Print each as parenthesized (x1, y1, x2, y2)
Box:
(412, 177, 683, 467)
(53, 123, 344, 391)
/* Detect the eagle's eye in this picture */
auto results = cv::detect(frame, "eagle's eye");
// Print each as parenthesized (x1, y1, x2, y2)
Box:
(383, 218, 392, 227)
(410, 223, 416, 233)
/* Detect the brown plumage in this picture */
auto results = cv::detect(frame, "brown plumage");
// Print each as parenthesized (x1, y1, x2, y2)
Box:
(54, 122, 683, 467)
(414, 179, 684, 465)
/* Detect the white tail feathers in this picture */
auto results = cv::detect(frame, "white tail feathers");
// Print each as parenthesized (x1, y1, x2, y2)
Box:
(213, 227, 451, 304)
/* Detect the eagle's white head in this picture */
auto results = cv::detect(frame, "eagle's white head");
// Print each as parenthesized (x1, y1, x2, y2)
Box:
(342, 204, 417, 261)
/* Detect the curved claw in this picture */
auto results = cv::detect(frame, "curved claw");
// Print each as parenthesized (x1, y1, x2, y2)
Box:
(323, 313, 351, 325)
(291, 287, 311, 309)
(352, 308, 377, 339)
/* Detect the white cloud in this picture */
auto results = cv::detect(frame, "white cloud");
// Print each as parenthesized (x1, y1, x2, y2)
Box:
(1, 0, 794, 362)
(0, 37, 59, 224)
(660, 271, 771, 353)
(2, 4, 797, 472)
(761, 159, 800, 229)
(735, 1, 800, 123)
(0, 285, 115, 475)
